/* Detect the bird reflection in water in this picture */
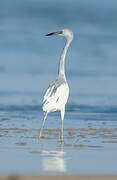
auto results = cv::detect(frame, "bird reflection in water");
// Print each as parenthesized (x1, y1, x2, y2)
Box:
(41, 146, 66, 172)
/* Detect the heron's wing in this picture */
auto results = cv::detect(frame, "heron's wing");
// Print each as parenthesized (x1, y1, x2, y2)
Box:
(43, 83, 55, 103)
(43, 78, 65, 103)
(42, 77, 69, 112)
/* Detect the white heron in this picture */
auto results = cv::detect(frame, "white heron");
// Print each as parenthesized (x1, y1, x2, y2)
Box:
(39, 29, 74, 141)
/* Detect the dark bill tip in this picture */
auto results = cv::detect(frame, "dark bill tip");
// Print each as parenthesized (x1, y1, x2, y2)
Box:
(45, 32, 55, 36)
(45, 31, 62, 36)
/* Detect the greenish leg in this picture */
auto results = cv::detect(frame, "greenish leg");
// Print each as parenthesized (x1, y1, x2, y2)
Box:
(39, 112, 48, 139)
(60, 107, 65, 142)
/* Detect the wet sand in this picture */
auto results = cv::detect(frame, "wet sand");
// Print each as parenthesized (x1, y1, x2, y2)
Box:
(0, 175, 117, 180)
(0, 127, 117, 147)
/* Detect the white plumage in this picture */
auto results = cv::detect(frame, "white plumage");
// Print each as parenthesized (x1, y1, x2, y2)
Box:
(39, 29, 73, 142)
(43, 78, 69, 113)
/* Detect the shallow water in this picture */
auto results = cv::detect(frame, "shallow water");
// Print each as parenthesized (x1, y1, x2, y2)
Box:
(0, 0, 117, 175)
(0, 103, 117, 175)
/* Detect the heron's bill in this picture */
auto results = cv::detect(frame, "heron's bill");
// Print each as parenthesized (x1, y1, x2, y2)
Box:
(45, 31, 62, 36)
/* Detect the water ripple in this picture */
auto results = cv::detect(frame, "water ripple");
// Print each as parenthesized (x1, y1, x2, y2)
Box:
(0, 104, 117, 114)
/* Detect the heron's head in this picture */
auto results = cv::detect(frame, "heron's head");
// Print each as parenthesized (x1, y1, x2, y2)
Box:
(46, 29, 73, 41)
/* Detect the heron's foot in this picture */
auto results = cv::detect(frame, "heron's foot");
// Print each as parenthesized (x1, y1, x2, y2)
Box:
(59, 135, 64, 144)
(38, 131, 43, 139)
(36, 135, 42, 144)
(37, 130, 43, 143)
(38, 134, 41, 140)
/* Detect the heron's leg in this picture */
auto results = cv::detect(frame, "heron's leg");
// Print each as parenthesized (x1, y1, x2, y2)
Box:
(39, 112, 48, 139)
(60, 107, 65, 142)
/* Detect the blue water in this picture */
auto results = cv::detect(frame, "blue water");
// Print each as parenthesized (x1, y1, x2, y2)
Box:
(0, 0, 117, 175)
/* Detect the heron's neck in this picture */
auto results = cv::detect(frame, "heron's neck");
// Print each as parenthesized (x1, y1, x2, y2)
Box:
(58, 39, 72, 79)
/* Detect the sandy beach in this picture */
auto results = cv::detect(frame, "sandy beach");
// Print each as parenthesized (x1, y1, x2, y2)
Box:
(1, 175, 117, 180)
